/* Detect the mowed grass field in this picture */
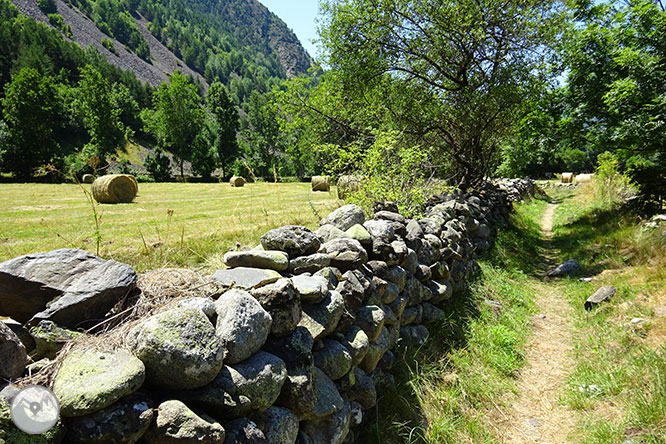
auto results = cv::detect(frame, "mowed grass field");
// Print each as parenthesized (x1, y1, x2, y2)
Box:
(0, 182, 340, 273)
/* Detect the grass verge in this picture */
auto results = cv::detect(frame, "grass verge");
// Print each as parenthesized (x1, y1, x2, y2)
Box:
(359, 196, 549, 443)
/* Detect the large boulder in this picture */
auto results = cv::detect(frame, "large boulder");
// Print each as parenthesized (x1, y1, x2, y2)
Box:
(143, 400, 226, 444)
(215, 352, 287, 414)
(223, 250, 289, 271)
(251, 279, 301, 337)
(302, 368, 345, 420)
(313, 339, 353, 381)
(320, 205, 365, 231)
(128, 307, 224, 390)
(215, 289, 272, 364)
(212, 267, 282, 290)
(0, 322, 27, 379)
(337, 326, 369, 366)
(298, 291, 345, 341)
(260, 226, 321, 258)
(64, 392, 154, 444)
(0, 249, 137, 327)
(320, 238, 368, 271)
(53, 349, 145, 417)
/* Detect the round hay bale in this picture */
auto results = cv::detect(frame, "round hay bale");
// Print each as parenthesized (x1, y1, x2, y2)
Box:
(337, 175, 362, 199)
(92, 174, 138, 204)
(82, 174, 94, 184)
(123, 174, 139, 195)
(230, 176, 246, 187)
(561, 172, 573, 183)
(311, 175, 330, 192)
(575, 173, 593, 183)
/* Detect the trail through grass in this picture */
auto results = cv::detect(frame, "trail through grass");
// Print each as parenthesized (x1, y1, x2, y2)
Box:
(0, 182, 339, 272)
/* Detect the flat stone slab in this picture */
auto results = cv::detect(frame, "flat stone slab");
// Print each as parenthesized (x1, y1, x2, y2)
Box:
(223, 250, 289, 271)
(585, 286, 616, 310)
(212, 267, 282, 290)
(547, 259, 581, 277)
(0, 249, 137, 328)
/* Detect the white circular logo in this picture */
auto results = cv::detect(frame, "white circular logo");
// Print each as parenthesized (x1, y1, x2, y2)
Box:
(10, 386, 60, 434)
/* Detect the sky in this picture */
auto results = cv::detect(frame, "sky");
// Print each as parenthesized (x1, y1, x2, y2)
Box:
(259, 1, 322, 59)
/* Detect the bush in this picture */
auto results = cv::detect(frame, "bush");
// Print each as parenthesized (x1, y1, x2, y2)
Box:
(144, 148, 171, 182)
(37, 0, 57, 14)
(101, 38, 118, 55)
(594, 151, 631, 204)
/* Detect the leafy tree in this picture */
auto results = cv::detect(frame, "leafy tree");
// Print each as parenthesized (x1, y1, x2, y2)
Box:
(239, 90, 283, 176)
(76, 65, 126, 163)
(318, 0, 562, 187)
(144, 147, 171, 181)
(206, 82, 239, 176)
(1, 67, 61, 179)
(191, 119, 218, 180)
(147, 72, 205, 179)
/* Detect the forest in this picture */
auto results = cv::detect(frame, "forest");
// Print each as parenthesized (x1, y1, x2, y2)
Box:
(0, 0, 665, 208)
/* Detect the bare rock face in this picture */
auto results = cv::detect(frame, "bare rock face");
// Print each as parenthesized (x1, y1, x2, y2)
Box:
(0, 249, 137, 328)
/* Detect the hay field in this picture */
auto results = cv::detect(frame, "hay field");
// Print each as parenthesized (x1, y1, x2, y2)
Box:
(0, 182, 339, 272)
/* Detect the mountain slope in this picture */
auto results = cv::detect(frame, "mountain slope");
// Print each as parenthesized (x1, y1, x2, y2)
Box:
(10, 0, 312, 95)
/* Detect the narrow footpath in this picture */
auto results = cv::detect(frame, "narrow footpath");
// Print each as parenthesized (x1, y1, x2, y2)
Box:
(497, 204, 577, 443)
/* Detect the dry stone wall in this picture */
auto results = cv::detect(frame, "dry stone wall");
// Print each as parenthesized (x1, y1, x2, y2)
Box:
(0, 179, 534, 444)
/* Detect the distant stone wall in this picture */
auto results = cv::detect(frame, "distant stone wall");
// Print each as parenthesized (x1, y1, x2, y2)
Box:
(0, 179, 534, 444)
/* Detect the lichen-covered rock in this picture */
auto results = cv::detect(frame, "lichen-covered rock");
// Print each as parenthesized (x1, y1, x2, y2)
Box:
(260, 226, 321, 258)
(382, 281, 399, 304)
(223, 418, 266, 444)
(315, 225, 348, 243)
(313, 339, 353, 381)
(320, 205, 365, 231)
(400, 325, 430, 348)
(302, 368, 345, 421)
(65, 392, 153, 444)
(298, 290, 344, 341)
(387, 293, 408, 320)
(215, 289, 272, 364)
(251, 406, 298, 444)
(0, 249, 137, 328)
(384, 266, 406, 292)
(266, 327, 316, 416)
(427, 279, 453, 304)
(128, 307, 223, 390)
(0, 322, 26, 379)
(355, 305, 385, 342)
(215, 352, 287, 413)
(359, 327, 391, 374)
(54, 349, 145, 417)
(301, 399, 351, 444)
(29, 320, 83, 360)
(337, 326, 369, 366)
(422, 302, 445, 324)
(1, 319, 35, 353)
(344, 224, 372, 246)
(347, 367, 376, 409)
(174, 297, 216, 318)
(288, 254, 331, 274)
(291, 275, 329, 304)
(321, 238, 368, 271)
(363, 220, 395, 242)
(143, 400, 225, 444)
(223, 250, 289, 271)
(212, 267, 282, 290)
(251, 279, 301, 337)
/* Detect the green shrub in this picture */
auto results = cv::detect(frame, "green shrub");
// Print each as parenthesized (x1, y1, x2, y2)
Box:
(37, 0, 57, 14)
(101, 37, 118, 55)
(144, 148, 171, 182)
(594, 151, 631, 203)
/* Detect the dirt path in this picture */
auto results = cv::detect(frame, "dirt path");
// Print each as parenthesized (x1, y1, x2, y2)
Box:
(496, 204, 577, 443)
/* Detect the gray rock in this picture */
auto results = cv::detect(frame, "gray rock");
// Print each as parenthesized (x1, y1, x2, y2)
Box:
(292, 275, 329, 303)
(216, 352, 287, 414)
(144, 400, 225, 444)
(350, 401, 363, 427)
(402, 249, 418, 275)
(415, 264, 432, 282)
(266, 327, 316, 416)
(251, 279, 301, 337)
(215, 289, 272, 364)
(374, 211, 406, 224)
(53, 349, 145, 417)
(1, 318, 35, 353)
(288, 254, 331, 274)
(359, 327, 391, 374)
(175, 297, 216, 318)
(298, 290, 345, 341)
(212, 267, 282, 290)
(314, 267, 342, 290)
(345, 224, 372, 246)
(0, 249, 137, 327)
(338, 325, 369, 366)
(400, 325, 430, 348)
(476, 223, 491, 239)
(301, 399, 351, 444)
(427, 279, 453, 304)
(430, 261, 450, 280)
(321, 238, 368, 271)
(320, 205, 365, 231)
(314, 339, 353, 381)
(387, 294, 408, 320)
(363, 220, 395, 242)
(355, 305, 385, 341)
(251, 406, 298, 444)
(302, 368, 345, 420)
(29, 320, 83, 360)
(381, 304, 398, 326)
(401, 306, 420, 326)
(224, 250, 289, 271)
(224, 418, 266, 444)
(65, 392, 153, 444)
(384, 266, 406, 291)
(382, 281, 400, 304)
(348, 367, 376, 409)
(422, 303, 445, 324)
(0, 322, 27, 379)
(316, 225, 348, 243)
(261, 226, 321, 258)
(585, 286, 617, 310)
(547, 259, 581, 277)
(295, 431, 314, 444)
(128, 308, 224, 389)
(378, 350, 395, 371)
